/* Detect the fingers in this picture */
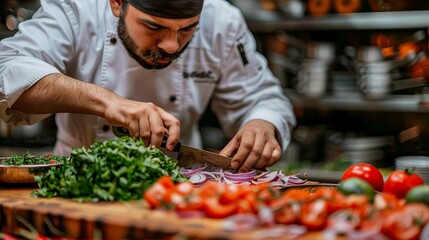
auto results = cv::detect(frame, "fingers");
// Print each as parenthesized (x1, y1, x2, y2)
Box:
(157, 107, 180, 151)
(111, 101, 180, 149)
(222, 122, 282, 173)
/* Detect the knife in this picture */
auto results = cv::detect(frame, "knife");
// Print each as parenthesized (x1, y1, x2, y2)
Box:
(112, 127, 235, 172)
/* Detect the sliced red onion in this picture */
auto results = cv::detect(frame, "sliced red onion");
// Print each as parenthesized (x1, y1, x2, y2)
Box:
(180, 165, 206, 178)
(347, 229, 389, 240)
(223, 214, 260, 232)
(200, 171, 219, 181)
(282, 173, 308, 185)
(223, 178, 245, 185)
(181, 166, 307, 187)
(223, 173, 255, 183)
(252, 171, 280, 185)
(224, 170, 257, 178)
(419, 223, 429, 240)
(251, 224, 307, 239)
(189, 173, 208, 185)
(253, 171, 269, 180)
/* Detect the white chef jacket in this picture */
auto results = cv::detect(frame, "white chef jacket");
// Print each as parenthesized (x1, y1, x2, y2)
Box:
(0, 0, 296, 156)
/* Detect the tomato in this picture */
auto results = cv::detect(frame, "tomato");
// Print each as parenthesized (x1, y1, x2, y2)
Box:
(403, 203, 429, 224)
(300, 199, 328, 230)
(204, 197, 238, 218)
(175, 194, 204, 212)
(382, 209, 422, 240)
(341, 163, 384, 192)
(326, 209, 360, 233)
(175, 182, 195, 196)
(219, 184, 248, 204)
(143, 176, 175, 209)
(383, 169, 424, 199)
(237, 192, 258, 214)
(374, 192, 402, 211)
(273, 201, 300, 225)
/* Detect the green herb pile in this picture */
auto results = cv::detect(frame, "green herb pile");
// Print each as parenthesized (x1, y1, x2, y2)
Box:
(32, 136, 186, 202)
(1, 152, 67, 165)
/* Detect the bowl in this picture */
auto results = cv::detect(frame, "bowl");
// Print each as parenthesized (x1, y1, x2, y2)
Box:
(0, 157, 63, 184)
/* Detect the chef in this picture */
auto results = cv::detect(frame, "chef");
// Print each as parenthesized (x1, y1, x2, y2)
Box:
(0, 0, 296, 172)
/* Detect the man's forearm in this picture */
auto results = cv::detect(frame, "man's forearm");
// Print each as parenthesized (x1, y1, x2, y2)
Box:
(12, 73, 114, 117)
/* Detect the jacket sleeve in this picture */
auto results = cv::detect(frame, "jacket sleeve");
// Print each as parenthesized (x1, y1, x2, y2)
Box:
(0, 0, 77, 125)
(209, 4, 296, 152)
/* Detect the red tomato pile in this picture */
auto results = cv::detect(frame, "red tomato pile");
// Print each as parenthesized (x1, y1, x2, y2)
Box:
(341, 163, 425, 199)
(144, 174, 429, 239)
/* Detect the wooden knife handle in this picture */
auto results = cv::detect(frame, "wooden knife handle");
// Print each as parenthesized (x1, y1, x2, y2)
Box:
(112, 127, 181, 152)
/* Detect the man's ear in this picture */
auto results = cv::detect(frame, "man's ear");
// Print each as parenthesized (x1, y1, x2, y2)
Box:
(109, 0, 123, 17)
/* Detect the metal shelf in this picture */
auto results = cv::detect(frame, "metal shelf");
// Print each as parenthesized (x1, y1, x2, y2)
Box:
(284, 88, 429, 113)
(245, 10, 429, 32)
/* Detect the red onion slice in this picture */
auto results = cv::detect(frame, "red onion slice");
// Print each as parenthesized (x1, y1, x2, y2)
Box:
(180, 165, 207, 178)
(189, 173, 208, 185)
(419, 223, 429, 240)
(251, 224, 308, 239)
(223, 214, 260, 232)
(252, 171, 280, 185)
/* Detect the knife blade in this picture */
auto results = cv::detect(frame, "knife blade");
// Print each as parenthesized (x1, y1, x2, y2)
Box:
(112, 127, 235, 172)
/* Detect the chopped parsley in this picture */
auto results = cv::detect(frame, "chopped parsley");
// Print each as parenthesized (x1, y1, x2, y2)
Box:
(1, 152, 67, 165)
(32, 136, 186, 202)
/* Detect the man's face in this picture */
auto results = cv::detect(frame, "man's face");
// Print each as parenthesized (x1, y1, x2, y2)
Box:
(117, 3, 200, 70)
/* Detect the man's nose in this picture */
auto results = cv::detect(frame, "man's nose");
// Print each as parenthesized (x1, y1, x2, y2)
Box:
(158, 31, 180, 54)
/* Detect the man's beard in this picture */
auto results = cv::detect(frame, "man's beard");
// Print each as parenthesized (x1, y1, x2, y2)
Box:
(117, 13, 190, 70)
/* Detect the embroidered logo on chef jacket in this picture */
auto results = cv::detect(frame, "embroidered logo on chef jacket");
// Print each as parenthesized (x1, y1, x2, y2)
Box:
(183, 70, 217, 83)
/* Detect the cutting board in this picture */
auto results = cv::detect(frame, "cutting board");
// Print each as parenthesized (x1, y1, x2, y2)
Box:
(0, 186, 336, 240)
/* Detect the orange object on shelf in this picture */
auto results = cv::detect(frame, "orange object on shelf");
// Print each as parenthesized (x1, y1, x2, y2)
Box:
(334, 0, 362, 14)
(307, 0, 331, 16)
(398, 41, 422, 59)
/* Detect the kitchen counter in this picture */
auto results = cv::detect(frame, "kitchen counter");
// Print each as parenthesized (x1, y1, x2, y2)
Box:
(0, 187, 332, 240)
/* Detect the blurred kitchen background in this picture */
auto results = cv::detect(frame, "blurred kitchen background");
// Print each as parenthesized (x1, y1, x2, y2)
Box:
(2, 0, 429, 183)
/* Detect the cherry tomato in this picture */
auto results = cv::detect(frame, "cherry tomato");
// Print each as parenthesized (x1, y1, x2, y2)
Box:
(341, 163, 385, 192)
(383, 169, 424, 199)
(175, 194, 204, 212)
(175, 181, 195, 196)
(382, 209, 422, 240)
(143, 176, 175, 208)
(374, 192, 402, 212)
(300, 199, 328, 230)
(204, 198, 238, 218)
(273, 201, 300, 225)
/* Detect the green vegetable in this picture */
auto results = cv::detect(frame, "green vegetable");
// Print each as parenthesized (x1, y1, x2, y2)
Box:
(32, 136, 186, 202)
(338, 177, 376, 202)
(405, 185, 429, 206)
(1, 152, 67, 165)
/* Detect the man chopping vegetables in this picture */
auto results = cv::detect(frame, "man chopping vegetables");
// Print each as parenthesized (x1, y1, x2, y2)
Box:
(0, 0, 295, 173)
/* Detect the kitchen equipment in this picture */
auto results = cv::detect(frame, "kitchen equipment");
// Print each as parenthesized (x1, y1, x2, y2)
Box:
(295, 59, 329, 98)
(395, 156, 429, 183)
(112, 127, 234, 171)
(0, 157, 62, 184)
(0, 116, 57, 148)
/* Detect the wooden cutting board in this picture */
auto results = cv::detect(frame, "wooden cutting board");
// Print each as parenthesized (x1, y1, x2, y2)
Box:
(0, 186, 336, 240)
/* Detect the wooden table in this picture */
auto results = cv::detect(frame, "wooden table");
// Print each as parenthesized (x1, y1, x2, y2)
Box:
(0, 185, 333, 240)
